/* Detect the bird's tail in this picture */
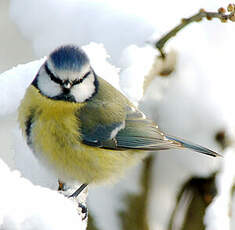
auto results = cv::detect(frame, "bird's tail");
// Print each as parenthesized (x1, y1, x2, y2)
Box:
(165, 135, 222, 157)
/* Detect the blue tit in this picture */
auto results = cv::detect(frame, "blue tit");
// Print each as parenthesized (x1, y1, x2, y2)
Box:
(18, 45, 220, 197)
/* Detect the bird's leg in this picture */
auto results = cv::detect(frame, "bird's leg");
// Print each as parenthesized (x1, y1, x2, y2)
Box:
(78, 203, 88, 220)
(68, 183, 89, 221)
(58, 181, 88, 220)
(58, 180, 66, 191)
(68, 183, 88, 198)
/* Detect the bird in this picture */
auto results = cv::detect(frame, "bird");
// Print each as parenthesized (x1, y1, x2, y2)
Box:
(18, 45, 221, 197)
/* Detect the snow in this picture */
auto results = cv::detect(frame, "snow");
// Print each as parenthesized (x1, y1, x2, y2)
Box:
(119, 45, 157, 105)
(0, 58, 45, 116)
(0, 0, 234, 229)
(204, 147, 235, 230)
(82, 43, 121, 90)
(0, 159, 86, 230)
(142, 22, 235, 229)
(9, 0, 155, 64)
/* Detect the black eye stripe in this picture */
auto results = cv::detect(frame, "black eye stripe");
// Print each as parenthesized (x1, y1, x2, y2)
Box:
(72, 71, 91, 86)
(45, 64, 63, 85)
(45, 63, 91, 87)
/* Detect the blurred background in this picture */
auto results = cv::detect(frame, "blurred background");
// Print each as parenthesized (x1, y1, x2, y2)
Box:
(0, 0, 234, 230)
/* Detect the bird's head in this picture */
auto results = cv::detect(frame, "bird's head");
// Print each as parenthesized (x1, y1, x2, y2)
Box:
(32, 45, 98, 102)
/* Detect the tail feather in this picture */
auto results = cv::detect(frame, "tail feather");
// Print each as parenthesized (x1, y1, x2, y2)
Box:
(165, 135, 222, 157)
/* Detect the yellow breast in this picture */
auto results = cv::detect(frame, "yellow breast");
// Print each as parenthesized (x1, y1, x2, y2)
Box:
(18, 86, 145, 184)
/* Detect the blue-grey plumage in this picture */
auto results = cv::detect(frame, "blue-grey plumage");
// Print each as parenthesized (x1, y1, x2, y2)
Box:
(18, 44, 221, 189)
(50, 45, 89, 72)
(165, 135, 221, 157)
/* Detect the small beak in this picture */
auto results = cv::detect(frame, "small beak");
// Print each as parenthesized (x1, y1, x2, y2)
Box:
(63, 80, 72, 89)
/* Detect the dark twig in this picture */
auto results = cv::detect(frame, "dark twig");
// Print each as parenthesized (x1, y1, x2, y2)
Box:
(155, 4, 235, 58)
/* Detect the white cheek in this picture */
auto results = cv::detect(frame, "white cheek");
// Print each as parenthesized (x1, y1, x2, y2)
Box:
(37, 73, 62, 97)
(70, 75, 96, 102)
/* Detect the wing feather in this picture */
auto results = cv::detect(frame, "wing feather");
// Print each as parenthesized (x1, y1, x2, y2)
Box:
(77, 77, 220, 157)
(78, 100, 175, 150)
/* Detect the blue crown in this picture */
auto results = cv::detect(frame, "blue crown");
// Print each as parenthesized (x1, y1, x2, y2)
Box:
(50, 45, 89, 71)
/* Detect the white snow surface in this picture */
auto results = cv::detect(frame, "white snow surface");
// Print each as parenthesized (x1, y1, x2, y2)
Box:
(0, 159, 86, 230)
(0, 58, 45, 116)
(0, 0, 234, 230)
(119, 45, 157, 105)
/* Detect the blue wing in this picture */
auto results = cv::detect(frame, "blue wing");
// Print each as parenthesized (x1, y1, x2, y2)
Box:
(76, 76, 220, 157)
(78, 103, 220, 157)
(78, 103, 179, 151)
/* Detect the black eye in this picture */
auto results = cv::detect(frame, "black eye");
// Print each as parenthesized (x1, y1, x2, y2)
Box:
(72, 71, 91, 86)
(45, 64, 63, 85)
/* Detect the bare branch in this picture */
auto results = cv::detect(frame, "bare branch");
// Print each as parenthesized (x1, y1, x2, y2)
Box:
(155, 4, 235, 58)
